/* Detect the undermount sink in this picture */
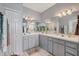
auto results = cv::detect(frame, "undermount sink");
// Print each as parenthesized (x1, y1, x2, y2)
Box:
(61, 34, 64, 37)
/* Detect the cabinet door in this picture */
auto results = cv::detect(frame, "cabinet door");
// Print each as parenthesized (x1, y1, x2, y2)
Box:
(23, 37, 25, 50)
(28, 35, 39, 49)
(29, 35, 35, 49)
(39, 35, 48, 51)
(53, 40, 64, 56)
(39, 35, 44, 48)
(53, 42, 59, 56)
(44, 36, 48, 51)
(47, 37, 53, 54)
(23, 36, 29, 51)
(58, 44, 64, 56)
(35, 35, 39, 47)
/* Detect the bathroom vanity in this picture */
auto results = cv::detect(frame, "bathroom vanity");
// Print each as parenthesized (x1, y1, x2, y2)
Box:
(23, 33, 79, 56)
(23, 33, 39, 51)
(39, 33, 79, 56)
(22, 11, 79, 56)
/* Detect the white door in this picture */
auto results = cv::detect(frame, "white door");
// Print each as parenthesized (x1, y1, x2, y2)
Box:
(14, 13, 22, 54)
(5, 9, 22, 54)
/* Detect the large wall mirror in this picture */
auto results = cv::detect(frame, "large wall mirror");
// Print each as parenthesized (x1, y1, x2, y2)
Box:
(22, 14, 79, 35)
(50, 13, 79, 35)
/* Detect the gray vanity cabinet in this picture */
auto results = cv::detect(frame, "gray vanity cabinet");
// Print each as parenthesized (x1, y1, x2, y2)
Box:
(39, 35, 48, 51)
(39, 35, 65, 56)
(39, 34, 79, 56)
(53, 39, 65, 56)
(47, 37, 53, 54)
(23, 34, 39, 51)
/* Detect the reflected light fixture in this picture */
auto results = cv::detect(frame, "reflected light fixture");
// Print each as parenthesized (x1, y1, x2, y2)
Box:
(66, 9, 72, 15)
(24, 16, 34, 21)
(56, 8, 74, 17)
(57, 13, 62, 17)
(62, 11, 66, 16)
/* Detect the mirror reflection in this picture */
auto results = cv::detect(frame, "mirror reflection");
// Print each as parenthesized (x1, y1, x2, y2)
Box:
(22, 12, 79, 36)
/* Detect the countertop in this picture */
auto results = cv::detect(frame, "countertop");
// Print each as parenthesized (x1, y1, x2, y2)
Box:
(40, 33, 79, 43)
(23, 32, 79, 44)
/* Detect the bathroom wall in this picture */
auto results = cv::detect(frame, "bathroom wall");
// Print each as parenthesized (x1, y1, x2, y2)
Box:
(0, 4, 4, 14)
(41, 3, 79, 24)
(41, 3, 79, 20)
(41, 3, 79, 33)
(22, 6, 41, 22)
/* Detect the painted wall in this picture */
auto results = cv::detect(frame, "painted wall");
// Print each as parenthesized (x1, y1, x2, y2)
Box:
(41, 3, 79, 25)
(41, 3, 79, 20)
(22, 6, 41, 22)
(0, 4, 4, 14)
(41, 3, 79, 33)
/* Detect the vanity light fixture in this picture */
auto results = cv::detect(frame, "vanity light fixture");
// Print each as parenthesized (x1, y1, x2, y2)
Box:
(24, 16, 34, 21)
(56, 9, 73, 17)
(66, 9, 72, 15)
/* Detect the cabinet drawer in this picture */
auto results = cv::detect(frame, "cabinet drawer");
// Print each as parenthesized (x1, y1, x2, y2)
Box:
(53, 39, 64, 45)
(66, 53, 74, 56)
(66, 42, 77, 49)
(66, 47, 77, 56)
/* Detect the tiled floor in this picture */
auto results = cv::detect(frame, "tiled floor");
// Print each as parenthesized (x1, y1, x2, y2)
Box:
(11, 47, 52, 56)
(0, 47, 52, 56)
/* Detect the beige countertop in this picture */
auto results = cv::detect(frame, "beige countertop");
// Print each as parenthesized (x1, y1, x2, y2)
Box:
(23, 32, 79, 43)
(40, 33, 79, 43)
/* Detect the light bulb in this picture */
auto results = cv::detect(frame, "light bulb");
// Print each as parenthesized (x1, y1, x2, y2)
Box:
(57, 13, 62, 17)
(67, 9, 72, 15)
(25, 16, 28, 20)
(62, 11, 66, 16)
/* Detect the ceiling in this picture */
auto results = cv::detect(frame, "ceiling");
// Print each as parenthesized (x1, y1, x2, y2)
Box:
(23, 3, 56, 13)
